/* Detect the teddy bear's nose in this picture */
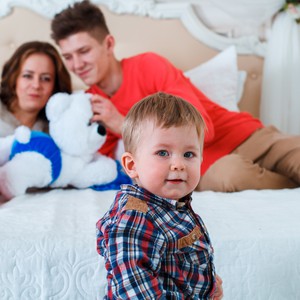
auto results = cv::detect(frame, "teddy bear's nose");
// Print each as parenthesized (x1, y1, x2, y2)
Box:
(97, 123, 106, 136)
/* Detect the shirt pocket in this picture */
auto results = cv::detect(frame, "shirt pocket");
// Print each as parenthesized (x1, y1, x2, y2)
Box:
(175, 226, 212, 266)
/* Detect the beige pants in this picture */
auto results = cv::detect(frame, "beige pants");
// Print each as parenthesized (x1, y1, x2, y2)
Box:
(198, 126, 300, 192)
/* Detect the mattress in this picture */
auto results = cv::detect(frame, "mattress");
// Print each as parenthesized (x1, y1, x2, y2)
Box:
(0, 187, 300, 299)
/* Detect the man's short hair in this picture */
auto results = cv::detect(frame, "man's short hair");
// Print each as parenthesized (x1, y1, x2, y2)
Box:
(51, 0, 110, 44)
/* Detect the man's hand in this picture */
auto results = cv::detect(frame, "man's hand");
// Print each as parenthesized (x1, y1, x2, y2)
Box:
(90, 94, 124, 135)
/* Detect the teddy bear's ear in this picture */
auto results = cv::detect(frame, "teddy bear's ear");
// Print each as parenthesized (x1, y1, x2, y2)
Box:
(15, 126, 31, 144)
(46, 93, 72, 122)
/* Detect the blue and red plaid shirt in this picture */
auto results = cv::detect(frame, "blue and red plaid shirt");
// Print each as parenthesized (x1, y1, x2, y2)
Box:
(96, 184, 216, 299)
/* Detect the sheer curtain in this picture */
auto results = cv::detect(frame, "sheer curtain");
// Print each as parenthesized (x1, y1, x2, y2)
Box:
(260, 10, 300, 134)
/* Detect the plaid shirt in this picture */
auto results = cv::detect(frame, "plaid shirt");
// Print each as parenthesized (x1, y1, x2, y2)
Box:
(97, 184, 216, 299)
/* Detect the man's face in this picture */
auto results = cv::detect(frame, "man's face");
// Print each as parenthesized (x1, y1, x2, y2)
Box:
(58, 32, 111, 86)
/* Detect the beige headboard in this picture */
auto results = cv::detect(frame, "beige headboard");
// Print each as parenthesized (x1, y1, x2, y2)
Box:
(0, 4, 263, 118)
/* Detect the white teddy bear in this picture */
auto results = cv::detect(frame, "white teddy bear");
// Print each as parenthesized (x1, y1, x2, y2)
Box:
(0, 92, 130, 199)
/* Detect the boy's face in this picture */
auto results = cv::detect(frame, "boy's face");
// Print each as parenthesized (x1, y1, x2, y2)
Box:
(122, 122, 202, 200)
(58, 31, 112, 87)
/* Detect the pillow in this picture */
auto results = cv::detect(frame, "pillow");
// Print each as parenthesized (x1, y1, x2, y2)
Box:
(184, 46, 245, 111)
(237, 70, 247, 104)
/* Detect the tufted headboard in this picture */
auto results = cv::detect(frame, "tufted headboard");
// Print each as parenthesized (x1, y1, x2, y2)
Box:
(0, 2, 264, 118)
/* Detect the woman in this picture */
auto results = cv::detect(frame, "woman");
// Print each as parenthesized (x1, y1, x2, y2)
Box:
(0, 41, 71, 136)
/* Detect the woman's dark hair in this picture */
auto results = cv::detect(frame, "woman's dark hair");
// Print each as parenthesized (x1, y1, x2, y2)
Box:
(0, 41, 71, 122)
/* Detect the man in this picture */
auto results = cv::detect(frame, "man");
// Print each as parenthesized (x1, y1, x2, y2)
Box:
(51, 0, 300, 192)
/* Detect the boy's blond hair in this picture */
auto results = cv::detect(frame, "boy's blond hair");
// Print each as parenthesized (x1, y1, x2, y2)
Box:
(122, 92, 206, 154)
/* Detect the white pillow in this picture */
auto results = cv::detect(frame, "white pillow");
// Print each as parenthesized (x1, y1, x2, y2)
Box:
(184, 46, 244, 112)
(237, 70, 247, 103)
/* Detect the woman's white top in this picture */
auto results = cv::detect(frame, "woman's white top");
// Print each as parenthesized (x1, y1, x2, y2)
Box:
(0, 102, 47, 137)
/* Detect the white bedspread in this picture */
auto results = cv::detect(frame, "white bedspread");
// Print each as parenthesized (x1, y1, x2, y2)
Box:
(0, 187, 300, 300)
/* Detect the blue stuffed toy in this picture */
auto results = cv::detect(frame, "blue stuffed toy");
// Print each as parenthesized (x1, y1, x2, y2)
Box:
(0, 92, 131, 199)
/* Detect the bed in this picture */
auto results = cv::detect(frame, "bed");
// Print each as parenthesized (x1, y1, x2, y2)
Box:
(1, 1, 300, 299)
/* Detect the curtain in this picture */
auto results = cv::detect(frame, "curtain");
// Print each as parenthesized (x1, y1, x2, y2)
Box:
(260, 10, 300, 134)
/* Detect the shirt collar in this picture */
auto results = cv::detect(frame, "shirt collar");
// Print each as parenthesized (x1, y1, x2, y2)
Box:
(120, 184, 192, 210)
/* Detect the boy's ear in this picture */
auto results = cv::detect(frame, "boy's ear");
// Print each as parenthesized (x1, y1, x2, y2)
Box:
(121, 152, 138, 179)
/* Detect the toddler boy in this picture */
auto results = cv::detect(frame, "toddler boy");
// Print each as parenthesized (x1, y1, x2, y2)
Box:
(97, 92, 223, 299)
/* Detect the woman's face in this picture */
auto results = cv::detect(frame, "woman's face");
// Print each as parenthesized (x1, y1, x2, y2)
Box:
(14, 53, 55, 115)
